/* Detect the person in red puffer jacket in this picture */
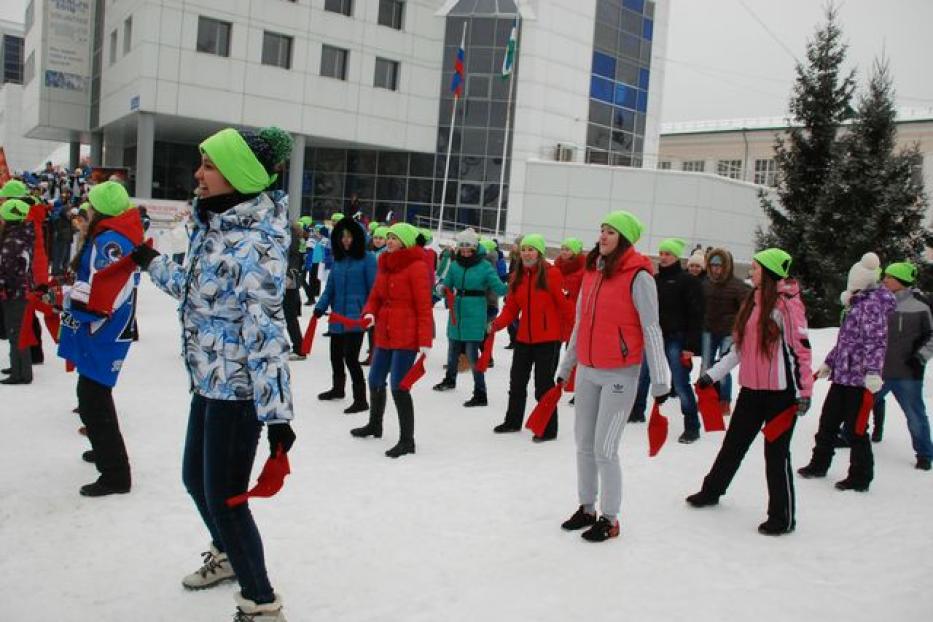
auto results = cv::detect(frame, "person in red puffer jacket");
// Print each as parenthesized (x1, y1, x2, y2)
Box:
(555, 237, 585, 304)
(352, 222, 433, 458)
(489, 234, 574, 441)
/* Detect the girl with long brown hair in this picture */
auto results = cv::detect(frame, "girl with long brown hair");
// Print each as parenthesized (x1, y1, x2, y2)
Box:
(686, 248, 813, 536)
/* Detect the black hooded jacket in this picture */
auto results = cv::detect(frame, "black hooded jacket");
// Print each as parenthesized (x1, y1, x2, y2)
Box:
(655, 260, 704, 352)
(331, 217, 367, 261)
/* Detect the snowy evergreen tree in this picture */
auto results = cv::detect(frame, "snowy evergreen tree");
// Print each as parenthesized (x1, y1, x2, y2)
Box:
(757, 5, 856, 326)
(818, 59, 931, 308)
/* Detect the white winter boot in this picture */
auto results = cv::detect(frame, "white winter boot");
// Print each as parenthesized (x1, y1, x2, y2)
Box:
(233, 593, 287, 621)
(181, 544, 236, 589)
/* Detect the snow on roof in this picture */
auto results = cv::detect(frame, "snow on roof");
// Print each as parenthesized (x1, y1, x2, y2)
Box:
(661, 107, 933, 136)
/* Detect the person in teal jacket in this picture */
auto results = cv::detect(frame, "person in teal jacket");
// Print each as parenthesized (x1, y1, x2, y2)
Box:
(432, 228, 507, 406)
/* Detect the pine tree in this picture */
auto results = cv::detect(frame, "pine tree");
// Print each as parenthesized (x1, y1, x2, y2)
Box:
(819, 59, 931, 307)
(757, 5, 856, 326)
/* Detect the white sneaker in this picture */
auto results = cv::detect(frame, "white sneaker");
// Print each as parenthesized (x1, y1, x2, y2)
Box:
(181, 545, 236, 590)
(233, 593, 286, 621)
(288, 353, 307, 361)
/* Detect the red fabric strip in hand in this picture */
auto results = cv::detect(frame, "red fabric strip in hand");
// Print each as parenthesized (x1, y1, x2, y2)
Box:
(27, 204, 50, 287)
(398, 353, 427, 391)
(445, 289, 457, 325)
(854, 389, 874, 436)
(525, 383, 563, 437)
(329, 312, 371, 329)
(695, 383, 726, 432)
(17, 295, 40, 350)
(762, 406, 797, 442)
(565, 366, 577, 393)
(300, 315, 318, 356)
(648, 402, 668, 457)
(474, 332, 495, 373)
(226, 448, 291, 508)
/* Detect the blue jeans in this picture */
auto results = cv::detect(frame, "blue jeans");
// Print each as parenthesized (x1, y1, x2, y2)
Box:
(368, 347, 418, 391)
(443, 338, 486, 393)
(182, 395, 274, 604)
(874, 380, 933, 460)
(701, 332, 733, 402)
(633, 335, 699, 432)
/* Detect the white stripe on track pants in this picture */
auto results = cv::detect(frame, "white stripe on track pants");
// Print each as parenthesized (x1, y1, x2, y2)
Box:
(574, 364, 641, 520)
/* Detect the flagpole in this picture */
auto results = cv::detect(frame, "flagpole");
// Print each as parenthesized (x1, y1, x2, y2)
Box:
(494, 16, 519, 237)
(438, 23, 467, 239)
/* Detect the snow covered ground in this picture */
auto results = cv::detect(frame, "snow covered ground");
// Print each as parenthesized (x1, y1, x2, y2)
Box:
(1, 280, 931, 621)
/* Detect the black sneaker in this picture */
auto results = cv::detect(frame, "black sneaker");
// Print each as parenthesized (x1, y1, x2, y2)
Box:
(834, 478, 869, 492)
(317, 388, 345, 400)
(532, 435, 556, 443)
(581, 516, 620, 542)
(82, 450, 96, 463)
(628, 412, 646, 423)
(432, 379, 456, 392)
(758, 518, 795, 536)
(493, 422, 521, 433)
(561, 506, 597, 531)
(797, 464, 827, 479)
(685, 490, 719, 508)
(678, 430, 700, 444)
(916, 457, 932, 471)
(463, 393, 487, 407)
(385, 441, 416, 459)
(79, 481, 130, 497)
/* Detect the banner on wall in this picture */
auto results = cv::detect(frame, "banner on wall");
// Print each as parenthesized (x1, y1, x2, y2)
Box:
(44, 0, 93, 93)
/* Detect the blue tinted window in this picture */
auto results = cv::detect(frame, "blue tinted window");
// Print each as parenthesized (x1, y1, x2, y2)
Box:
(636, 89, 648, 113)
(592, 51, 616, 79)
(623, 0, 645, 13)
(590, 76, 614, 103)
(643, 18, 653, 40)
(614, 83, 637, 109)
(638, 67, 650, 89)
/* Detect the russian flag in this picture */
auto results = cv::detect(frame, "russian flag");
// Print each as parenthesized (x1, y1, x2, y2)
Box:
(450, 30, 466, 97)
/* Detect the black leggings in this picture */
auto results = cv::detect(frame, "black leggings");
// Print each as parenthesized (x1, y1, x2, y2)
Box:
(77, 375, 131, 487)
(283, 288, 303, 354)
(330, 332, 365, 387)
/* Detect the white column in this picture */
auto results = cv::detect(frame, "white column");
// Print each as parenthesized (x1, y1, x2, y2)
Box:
(288, 133, 306, 221)
(135, 112, 155, 198)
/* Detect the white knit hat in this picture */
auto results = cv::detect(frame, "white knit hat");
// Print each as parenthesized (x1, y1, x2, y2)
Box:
(687, 251, 705, 268)
(840, 252, 881, 305)
(455, 227, 479, 248)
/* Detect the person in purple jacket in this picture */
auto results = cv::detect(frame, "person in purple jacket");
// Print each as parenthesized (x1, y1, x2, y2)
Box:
(798, 253, 896, 492)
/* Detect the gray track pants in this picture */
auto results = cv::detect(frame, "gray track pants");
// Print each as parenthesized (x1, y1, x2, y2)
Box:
(574, 364, 640, 519)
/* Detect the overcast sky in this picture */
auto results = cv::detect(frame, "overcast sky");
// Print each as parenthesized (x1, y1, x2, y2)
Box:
(3, 0, 931, 124)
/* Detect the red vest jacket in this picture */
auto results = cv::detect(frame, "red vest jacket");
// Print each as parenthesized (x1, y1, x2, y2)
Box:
(576, 247, 654, 368)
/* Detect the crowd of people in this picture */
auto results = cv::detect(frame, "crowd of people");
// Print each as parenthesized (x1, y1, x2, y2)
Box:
(1, 124, 931, 621)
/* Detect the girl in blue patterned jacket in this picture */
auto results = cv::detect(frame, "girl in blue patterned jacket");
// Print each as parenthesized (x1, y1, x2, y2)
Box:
(130, 127, 295, 622)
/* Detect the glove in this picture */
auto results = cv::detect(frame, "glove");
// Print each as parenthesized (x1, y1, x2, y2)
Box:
(419, 346, 431, 357)
(796, 397, 811, 416)
(697, 373, 714, 389)
(864, 374, 883, 394)
(313, 308, 325, 319)
(815, 364, 831, 380)
(267, 422, 296, 454)
(362, 313, 375, 328)
(130, 243, 160, 269)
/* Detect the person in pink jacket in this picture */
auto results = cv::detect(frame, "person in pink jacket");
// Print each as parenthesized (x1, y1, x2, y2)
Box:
(685, 248, 813, 536)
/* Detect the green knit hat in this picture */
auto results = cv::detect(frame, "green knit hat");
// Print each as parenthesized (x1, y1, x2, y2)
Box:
(331, 212, 345, 223)
(88, 181, 131, 216)
(0, 179, 29, 198)
(884, 262, 917, 285)
(373, 226, 389, 239)
(561, 237, 583, 255)
(602, 210, 644, 244)
(658, 237, 686, 257)
(79, 202, 89, 212)
(0, 198, 29, 222)
(418, 228, 433, 243)
(754, 248, 792, 279)
(479, 238, 497, 253)
(388, 222, 419, 248)
(298, 215, 313, 228)
(520, 234, 547, 256)
(200, 127, 290, 194)
(368, 221, 380, 232)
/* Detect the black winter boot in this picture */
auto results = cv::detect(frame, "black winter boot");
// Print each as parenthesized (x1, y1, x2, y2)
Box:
(871, 411, 885, 443)
(463, 391, 487, 407)
(318, 376, 346, 401)
(432, 378, 456, 392)
(343, 382, 369, 414)
(385, 390, 415, 458)
(351, 387, 385, 438)
(797, 462, 828, 479)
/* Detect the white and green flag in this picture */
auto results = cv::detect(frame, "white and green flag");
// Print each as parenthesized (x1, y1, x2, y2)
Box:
(500, 19, 517, 79)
